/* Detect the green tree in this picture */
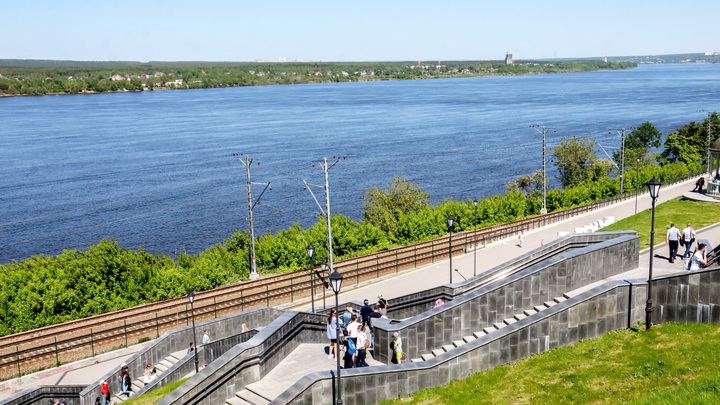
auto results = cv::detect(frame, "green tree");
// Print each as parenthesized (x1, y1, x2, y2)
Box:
(363, 174, 430, 234)
(552, 136, 605, 188)
(660, 121, 707, 165)
(505, 170, 545, 198)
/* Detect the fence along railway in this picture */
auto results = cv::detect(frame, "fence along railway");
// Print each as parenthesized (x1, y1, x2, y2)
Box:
(0, 170, 699, 380)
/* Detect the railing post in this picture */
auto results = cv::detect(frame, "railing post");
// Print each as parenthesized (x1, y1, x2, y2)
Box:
(186, 304, 189, 326)
(266, 284, 270, 307)
(91, 327, 95, 357)
(124, 320, 128, 348)
(376, 256, 379, 278)
(16, 346, 21, 378)
(414, 246, 417, 267)
(214, 297, 217, 319)
(291, 277, 294, 302)
(432, 240, 434, 263)
(356, 260, 359, 284)
(155, 312, 160, 338)
(54, 337, 59, 366)
(396, 251, 399, 273)
(241, 290, 244, 311)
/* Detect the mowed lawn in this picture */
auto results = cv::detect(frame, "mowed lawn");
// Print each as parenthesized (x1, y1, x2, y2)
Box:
(601, 197, 720, 250)
(382, 323, 720, 405)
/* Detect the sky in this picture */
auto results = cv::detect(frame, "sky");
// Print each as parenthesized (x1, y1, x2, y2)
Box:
(2, 0, 720, 62)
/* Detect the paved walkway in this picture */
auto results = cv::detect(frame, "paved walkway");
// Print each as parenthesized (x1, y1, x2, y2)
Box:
(1, 176, 708, 401)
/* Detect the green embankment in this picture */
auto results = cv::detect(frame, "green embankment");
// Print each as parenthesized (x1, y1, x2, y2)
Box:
(122, 378, 188, 405)
(601, 197, 720, 249)
(381, 323, 720, 405)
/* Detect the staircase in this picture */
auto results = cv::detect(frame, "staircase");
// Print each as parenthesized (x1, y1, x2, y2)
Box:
(112, 349, 188, 402)
(226, 387, 272, 405)
(410, 294, 570, 363)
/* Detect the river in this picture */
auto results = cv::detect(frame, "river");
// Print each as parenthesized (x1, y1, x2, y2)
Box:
(1, 64, 719, 263)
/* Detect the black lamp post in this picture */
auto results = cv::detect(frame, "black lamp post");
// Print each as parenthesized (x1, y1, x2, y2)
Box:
(645, 177, 661, 331)
(321, 262, 328, 309)
(306, 244, 315, 313)
(447, 215, 454, 284)
(473, 201, 478, 277)
(329, 270, 344, 405)
(187, 292, 199, 373)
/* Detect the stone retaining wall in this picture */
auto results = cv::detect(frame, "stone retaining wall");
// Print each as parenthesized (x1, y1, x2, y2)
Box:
(1, 385, 84, 405)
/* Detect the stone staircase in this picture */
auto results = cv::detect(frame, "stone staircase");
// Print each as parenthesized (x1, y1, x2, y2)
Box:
(112, 349, 188, 402)
(226, 387, 272, 405)
(410, 294, 571, 363)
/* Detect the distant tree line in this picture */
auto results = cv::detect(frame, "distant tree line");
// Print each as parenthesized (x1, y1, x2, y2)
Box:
(0, 60, 635, 96)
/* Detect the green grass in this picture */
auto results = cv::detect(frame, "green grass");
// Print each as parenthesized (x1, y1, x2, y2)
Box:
(381, 323, 720, 405)
(600, 197, 720, 249)
(121, 378, 188, 405)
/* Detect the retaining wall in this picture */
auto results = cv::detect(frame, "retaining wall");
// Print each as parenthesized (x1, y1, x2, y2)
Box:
(1, 386, 84, 405)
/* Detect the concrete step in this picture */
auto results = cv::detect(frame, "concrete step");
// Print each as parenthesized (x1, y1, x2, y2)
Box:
(462, 335, 476, 343)
(410, 358, 424, 363)
(237, 388, 270, 405)
(132, 382, 144, 391)
(544, 301, 556, 308)
(160, 359, 174, 369)
(514, 313, 527, 321)
(483, 327, 495, 335)
(473, 331, 486, 339)
(421, 353, 434, 361)
(227, 395, 249, 405)
(534, 305, 546, 312)
(493, 322, 506, 330)
(563, 293, 572, 299)
(452, 340, 465, 348)
(523, 309, 537, 317)
(554, 296, 567, 303)
(156, 364, 168, 373)
(431, 349, 445, 357)
(442, 344, 455, 352)
(503, 318, 516, 325)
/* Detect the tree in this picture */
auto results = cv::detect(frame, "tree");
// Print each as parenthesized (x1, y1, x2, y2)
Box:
(659, 121, 707, 165)
(363, 174, 430, 234)
(552, 136, 605, 188)
(505, 170, 544, 197)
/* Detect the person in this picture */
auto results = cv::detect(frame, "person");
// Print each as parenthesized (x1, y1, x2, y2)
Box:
(101, 380, 111, 405)
(94, 397, 102, 405)
(187, 341, 195, 355)
(341, 330, 354, 369)
(120, 369, 132, 398)
(377, 294, 389, 315)
(327, 309, 338, 360)
(202, 329, 210, 345)
(681, 223, 696, 259)
(342, 307, 354, 328)
(690, 243, 708, 271)
(143, 363, 152, 385)
(693, 176, 705, 192)
(360, 299, 374, 328)
(391, 332, 403, 364)
(149, 367, 158, 382)
(242, 323, 249, 332)
(433, 298, 445, 308)
(518, 232, 524, 248)
(368, 305, 386, 348)
(346, 314, 360, 364)
(666, 223, 681, 263)
(355, 325, 370, 367)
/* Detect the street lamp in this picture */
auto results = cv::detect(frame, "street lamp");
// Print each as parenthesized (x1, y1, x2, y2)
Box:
(473, 201, 478, 277)
(645, 177, 661, 331)
(329, 270, 344, 405)
(306, 244, 315, 313)
(447, 215, 454, 284)
(321, 262, 328, 309)
(187, 292, 199, 373)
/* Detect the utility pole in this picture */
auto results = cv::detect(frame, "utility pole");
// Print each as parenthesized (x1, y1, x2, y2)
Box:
(233, 154, 274, 280)
(698, 110, 714, 177)
(530, 125, 556, 215)
(609, 128, 630, 195)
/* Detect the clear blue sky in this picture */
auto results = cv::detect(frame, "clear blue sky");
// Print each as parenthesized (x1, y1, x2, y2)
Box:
(3, 0, 719, 62)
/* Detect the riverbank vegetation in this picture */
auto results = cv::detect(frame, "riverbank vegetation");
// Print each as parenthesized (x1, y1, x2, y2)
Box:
(0, 59, 635, 96)
(381, 323, 720, 404)
(0, 115, 717, 336)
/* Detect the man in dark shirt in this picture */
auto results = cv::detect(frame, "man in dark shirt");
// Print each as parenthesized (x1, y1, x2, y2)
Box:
(360, 299, 374, 328)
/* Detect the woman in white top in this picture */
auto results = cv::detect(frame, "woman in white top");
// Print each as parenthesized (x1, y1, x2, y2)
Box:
(355, 325, 369, 367)
(690, 243, 708, 271)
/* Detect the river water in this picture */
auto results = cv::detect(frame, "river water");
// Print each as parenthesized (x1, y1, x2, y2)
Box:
(1, 64, 719, 263)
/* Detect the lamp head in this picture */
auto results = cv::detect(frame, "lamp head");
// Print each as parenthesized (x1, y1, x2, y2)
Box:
(447, 215, 454, 229)
(329, 271, 343, 293)
(306, 244, 315, 259)
(473, 200, 478, 207)
(646, 177, 661, 199)
(321, 262, 327, 271)
(187, 292, 195, 304)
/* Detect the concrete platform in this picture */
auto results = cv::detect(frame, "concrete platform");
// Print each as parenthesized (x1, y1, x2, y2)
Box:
(682, 190, 720, 203)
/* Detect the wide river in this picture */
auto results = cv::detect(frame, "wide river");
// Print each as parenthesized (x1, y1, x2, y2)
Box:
(1, 64, 719, 264)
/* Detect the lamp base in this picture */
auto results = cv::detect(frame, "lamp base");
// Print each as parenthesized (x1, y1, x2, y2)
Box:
(249, 272, 260, 280)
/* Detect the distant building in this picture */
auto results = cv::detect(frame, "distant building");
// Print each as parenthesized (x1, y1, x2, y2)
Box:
(505, 53, 513, 65)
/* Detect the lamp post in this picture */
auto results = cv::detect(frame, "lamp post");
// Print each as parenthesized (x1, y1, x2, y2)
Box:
(187, 292, 199, 373)
(473, 201, 478, 277)
(447, 215, 454, 284)
(645, 178, 661, 331)
(329, 270, 344, 405)
(321, 262, 328, 309)
(306, 244, 315, 313)
(635, 158, 640, 214)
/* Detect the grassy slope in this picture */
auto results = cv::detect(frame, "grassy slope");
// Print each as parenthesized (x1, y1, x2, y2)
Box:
(121, 378, 188, 405)
(600, 197, 720, 249)
(382, 323, 720, 404)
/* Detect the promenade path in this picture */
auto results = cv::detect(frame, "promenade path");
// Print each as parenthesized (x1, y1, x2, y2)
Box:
(1, 176, 711, 401)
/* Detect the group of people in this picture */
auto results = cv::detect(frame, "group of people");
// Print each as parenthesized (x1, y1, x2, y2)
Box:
(326, 294, 402, 368)
(666, 223, 708, 270)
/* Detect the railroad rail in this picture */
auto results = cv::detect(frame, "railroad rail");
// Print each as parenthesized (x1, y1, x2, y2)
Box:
(0, 170, 700, 380)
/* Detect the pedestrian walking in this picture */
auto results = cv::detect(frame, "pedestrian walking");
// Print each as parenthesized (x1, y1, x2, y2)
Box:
(390, 332, 403, 364)
(202, 330, 210, 345)
(681, 223, 696, 259)
(360, 299, 373, 328)
(327, 309, 338, 359)
(120, 369, 132, 398)
(666, 223, 681, 263)
(342, 307, 353, 328)
(143, 363, 152, 385)
(101, 380, 112, 405)
(187, 342, 195, 355)
(377, 294, 389, 315)
(355, 325, 370, 367)
(518, 232, 524, 248)
(689, 243, 708, 271)
(341, 330, 354, 369)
